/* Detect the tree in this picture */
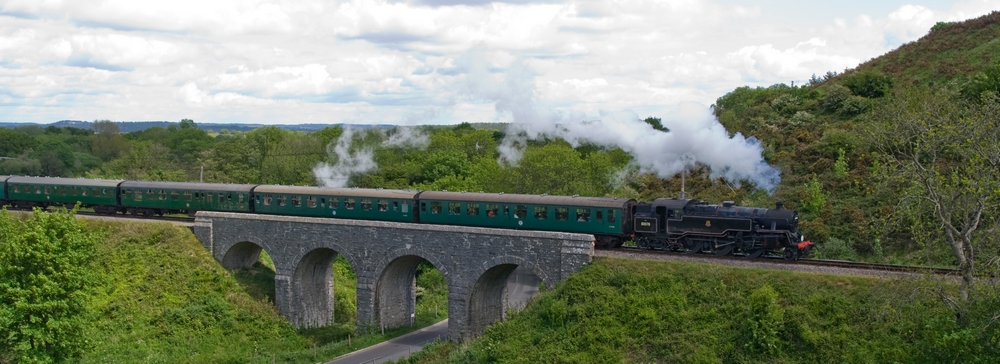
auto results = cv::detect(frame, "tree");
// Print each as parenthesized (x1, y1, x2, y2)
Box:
(0, 208, 100, 362)
(842, 70, 893, 98)
(0, 128, 37, 157)
(643, 117, 669, 132)
(869, 89, 1000, 300)
(960, 61, 1000, 102)
(92, 120, 127, 161)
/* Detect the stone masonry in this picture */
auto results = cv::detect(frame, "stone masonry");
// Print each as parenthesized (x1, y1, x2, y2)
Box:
(190, 211, 594, 340)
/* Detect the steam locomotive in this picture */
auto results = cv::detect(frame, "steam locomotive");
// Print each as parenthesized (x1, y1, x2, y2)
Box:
(632, 198, 812, 260)
(0, 175, 812, 259)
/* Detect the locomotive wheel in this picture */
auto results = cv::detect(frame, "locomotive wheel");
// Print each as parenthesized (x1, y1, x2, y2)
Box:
(714, 245, 735, 256)
(685, 242, 704, 254)
(747, 248, 765, 258)
(783, 249, 798, 260)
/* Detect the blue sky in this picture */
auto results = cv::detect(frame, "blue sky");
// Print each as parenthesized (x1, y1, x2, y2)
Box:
(0, 0, 998, 125)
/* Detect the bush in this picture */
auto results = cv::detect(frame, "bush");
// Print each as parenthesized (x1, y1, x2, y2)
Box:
(842, 70, 894, 98)
(0, 208, 100, 363)
(821, 84, 851, 112)
(814, 237, 859, 261)
(838, 95, 870, 117)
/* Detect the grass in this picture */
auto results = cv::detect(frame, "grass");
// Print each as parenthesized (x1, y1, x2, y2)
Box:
(400, 257, 1000, 363)
(74, 218, 448, 363)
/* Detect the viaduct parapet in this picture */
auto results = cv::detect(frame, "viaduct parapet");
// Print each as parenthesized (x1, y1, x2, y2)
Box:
(190, 211, 594, 340)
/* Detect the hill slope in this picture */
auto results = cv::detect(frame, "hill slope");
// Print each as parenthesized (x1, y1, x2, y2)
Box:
(708, 11, 1000, 265)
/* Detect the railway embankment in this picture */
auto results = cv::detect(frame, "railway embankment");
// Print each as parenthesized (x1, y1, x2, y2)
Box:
(398, 256, 1000, 363)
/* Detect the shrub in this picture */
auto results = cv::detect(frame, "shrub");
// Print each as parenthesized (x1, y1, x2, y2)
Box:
(814, 237, 859, 261)
(838, 95, 870, 117)
(743, 285, 785, 356)
(842, 70, 894, 98)
(821, 84, 851, 112)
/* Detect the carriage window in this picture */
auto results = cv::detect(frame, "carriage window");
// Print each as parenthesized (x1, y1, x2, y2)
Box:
(307, 196, 316, 208)
(514, 205, 527, 219)
(263, 195, 272, 206)
(596, 211, 603, 222)
(402, 202, 409, 213)
(330, 198, 339, 209)
(135, 190, 142, 200)
(171, 191, 179, 200)
(292, 196, 301, 207)
(345, 198, 355, 210)
(607, 210, 616, 223)
(555, 207, 569, 221)
(534, 206, 548, 220)
(486, 204, 499, 218)
(576, 208, 591, 222)
(184, 192, 192, 201)
(238, 193, 244, 203)
(12, 185, 18, 193)
(378, 199, 388, 212)
(35, 186, 41, 194)
(429, 201, 442, 214)
(361, 199, 372, 211)
(147, 189, 154, 198)
(81, 188, 88, 197)
(467, 203, 480, 216)
(278, 196, 286, 206)
(102, 188, 108, 195)
(227, 194, 233, 202)
(159, 190, 167, 200)
(448, 202, 461, 215)
(392, 201, 399, 212)
(219, 194, 225, 203)
(71, 187, 77, 195)
(44, 186, 51, 194)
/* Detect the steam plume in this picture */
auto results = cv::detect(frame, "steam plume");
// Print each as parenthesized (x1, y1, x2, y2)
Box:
(461, 52, 781, 192)
(312, 126, 429, 187)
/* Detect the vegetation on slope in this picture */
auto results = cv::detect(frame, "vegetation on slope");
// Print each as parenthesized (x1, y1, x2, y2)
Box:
(0, 208, 450, 363)
(711, 11, 1000, 269)
(398, 258, 1000, 364)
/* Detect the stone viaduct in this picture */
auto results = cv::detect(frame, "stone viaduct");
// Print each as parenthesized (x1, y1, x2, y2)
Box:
(190, 211, 594, 340)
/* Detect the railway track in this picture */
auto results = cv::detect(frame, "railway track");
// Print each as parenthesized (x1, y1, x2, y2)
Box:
(613, 246, 959, 276)
(73, 210, 197, 223)
(7, 208, 964, 277)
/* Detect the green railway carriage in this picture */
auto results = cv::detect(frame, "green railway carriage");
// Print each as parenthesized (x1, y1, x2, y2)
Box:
(253, 185, 418, 222)
(416, 191, 636, 248)
(0, 176, 10, 204)
(5, 176, 122, 212)
(119, 181, 256, 216)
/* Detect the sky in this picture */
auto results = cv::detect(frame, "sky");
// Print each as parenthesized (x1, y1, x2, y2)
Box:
(1, 0, 998, 126)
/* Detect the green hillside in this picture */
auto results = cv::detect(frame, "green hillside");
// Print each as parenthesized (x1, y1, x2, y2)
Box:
(401, 257, 1000, 363)
(710, 11, 1000, 268)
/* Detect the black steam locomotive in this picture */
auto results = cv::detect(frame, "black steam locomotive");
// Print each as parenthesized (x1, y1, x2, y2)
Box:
(632, 198, 813, 260)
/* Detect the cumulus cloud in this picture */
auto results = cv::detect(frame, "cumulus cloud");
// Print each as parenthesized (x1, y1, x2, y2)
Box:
(1, 0, 999, 125)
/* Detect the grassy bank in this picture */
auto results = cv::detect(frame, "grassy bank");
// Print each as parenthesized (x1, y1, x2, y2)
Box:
(398, 257, 1000, 363)
(67, 216, 447, 363)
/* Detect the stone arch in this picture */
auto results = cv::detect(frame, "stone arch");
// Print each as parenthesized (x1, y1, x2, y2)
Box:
(465, 256, 548, 338)
(370, 247, 451, 330)
(291, 247, 339, 328)
(221, 241, 265, 269)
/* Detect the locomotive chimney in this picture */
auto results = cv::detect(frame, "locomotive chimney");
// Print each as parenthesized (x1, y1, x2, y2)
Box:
(775, 201, 784, 210)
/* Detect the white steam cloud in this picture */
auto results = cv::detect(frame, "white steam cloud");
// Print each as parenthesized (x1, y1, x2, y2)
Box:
(459, 50, 780, 192)
(313, 126, 429, 187)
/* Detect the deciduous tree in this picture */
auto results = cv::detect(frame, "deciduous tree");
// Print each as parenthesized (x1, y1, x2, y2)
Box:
(869, 89, 1000, 300)
(0, 208, 100, 362)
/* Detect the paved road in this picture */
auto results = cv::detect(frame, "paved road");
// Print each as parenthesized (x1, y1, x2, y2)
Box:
(328, 320, 449, 364)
